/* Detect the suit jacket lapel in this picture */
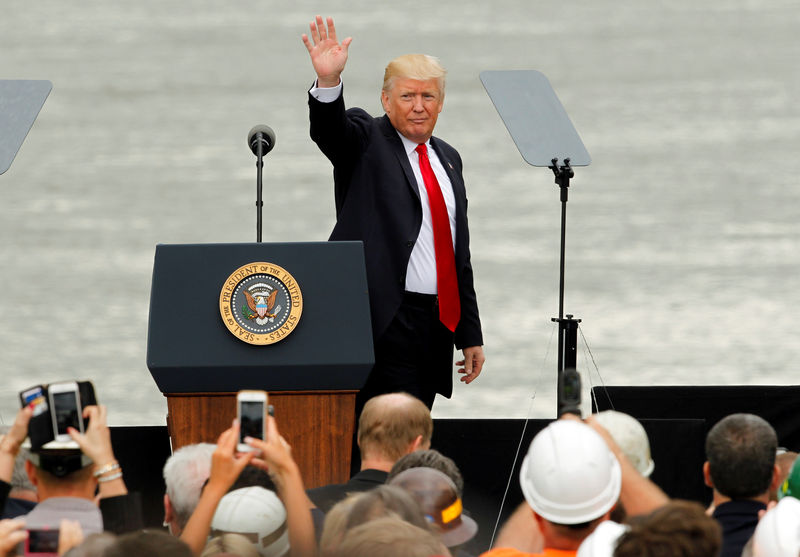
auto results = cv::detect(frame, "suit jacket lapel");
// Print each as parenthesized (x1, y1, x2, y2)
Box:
(430, 138, 465, 198)
(379, 115, 420, 201)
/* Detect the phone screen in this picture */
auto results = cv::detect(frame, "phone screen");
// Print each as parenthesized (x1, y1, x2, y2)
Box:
(239, 400, 264, 443)
(27, 529, 59, 554)
(53, 391, 81, 435)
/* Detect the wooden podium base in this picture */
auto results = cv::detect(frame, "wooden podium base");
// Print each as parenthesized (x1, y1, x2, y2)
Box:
(165, 390, 356, 489)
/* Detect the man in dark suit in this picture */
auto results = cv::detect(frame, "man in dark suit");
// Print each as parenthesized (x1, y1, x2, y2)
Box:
(302, 16, 485, 411)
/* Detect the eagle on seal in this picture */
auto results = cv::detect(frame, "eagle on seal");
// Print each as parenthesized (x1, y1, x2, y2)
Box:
(244, 289, 278, 320)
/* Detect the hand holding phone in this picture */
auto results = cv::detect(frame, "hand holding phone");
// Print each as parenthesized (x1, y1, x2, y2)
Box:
(237, 390, 267, 453)
(0, 519, 26, 556)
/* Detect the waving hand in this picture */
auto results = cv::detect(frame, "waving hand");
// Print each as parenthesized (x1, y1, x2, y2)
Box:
(301, 15, 352, 88)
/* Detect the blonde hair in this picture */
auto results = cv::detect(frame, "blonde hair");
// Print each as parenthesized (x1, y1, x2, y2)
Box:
(382, 54, 446, 96)
(331, 517, 450, 557)
(320, 487, 434, 557)
(320, 495, 357, 555)
(357, 393, 433, 461)
(201, 533, 261, 557)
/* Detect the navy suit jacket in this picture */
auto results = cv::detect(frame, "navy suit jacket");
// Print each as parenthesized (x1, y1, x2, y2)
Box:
(309, 91, 482, 393)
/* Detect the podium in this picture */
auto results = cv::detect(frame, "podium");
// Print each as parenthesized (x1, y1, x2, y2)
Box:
(146, 242, 374, 488)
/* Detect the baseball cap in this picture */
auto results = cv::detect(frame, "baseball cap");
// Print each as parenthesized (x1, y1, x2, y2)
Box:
(210, 486, 289, 557)
(389, 467, 478, 547)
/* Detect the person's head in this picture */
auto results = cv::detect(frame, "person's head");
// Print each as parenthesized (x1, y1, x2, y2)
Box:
(331, 516, 450, 557)
(162, 442, 215, 535)
(778, 453, 800, 500)
(343, 485, 430, 531)
(62, 532, 117, 557)
(357, 392, 433, 466)
(772, 450, 798, 501)
(320, 496, 357, 556)
(750, 495, 800, 557)
(387, 449, 464, 497)
(519, 420, 621, 549)
(389, 467, 477, 548)
(210, 486, 289, 557)
(104, 530, 194, 557)
(594, 411, 655, 477)
(229, 465, 277, 493)
(613, 500, 722, 557)
(380, 54, 446, 144)
(25, 449, 95, 500)
(704, 413, 778, 500)
(320, 486, 430, 556)
(201, 533, 261, 557)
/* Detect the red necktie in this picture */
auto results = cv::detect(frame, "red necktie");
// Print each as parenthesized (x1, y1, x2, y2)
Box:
(415, 143, 461, 332)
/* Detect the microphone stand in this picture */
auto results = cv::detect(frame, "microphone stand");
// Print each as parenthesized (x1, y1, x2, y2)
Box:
(255, 138, 263, 242)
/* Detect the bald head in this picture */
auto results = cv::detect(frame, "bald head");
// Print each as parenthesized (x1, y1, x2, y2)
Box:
(357, 393, 433, 462)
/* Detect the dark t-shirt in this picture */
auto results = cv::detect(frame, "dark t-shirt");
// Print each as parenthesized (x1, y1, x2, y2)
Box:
(712, 499, 766, 557)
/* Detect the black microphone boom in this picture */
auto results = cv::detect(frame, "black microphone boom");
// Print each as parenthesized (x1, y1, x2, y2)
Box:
(247, 124, 276, 156)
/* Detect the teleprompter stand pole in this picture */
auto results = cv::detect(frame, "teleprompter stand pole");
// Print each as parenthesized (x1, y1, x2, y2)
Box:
(550, 158, 582, 416)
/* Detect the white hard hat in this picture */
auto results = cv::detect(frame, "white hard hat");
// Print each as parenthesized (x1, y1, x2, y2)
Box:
(520, 420, 621, 525)
(577, 520, 629, 557)
(594, 410, 655, 478)
(210, 486, 289, 557)
(752, 496, 800, 557)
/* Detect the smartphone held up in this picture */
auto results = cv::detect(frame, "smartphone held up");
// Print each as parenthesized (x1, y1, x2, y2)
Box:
(25, 528, 59, 556)
(237, 390, 267, 452)
(48, 381, 84, 442)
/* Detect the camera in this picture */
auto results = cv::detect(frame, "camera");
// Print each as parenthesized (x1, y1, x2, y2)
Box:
(557, 367, 582, 418)
(25, 528, 59, 556)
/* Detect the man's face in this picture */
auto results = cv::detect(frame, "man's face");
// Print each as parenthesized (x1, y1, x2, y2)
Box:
(381, 77, 444, 144)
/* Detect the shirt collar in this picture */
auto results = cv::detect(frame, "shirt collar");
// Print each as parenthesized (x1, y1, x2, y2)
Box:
(396, 131, 430, 157)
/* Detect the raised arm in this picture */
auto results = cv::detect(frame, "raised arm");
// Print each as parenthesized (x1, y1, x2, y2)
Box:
(180, 423, 254, 556)
(247, 417, 315, 557)
(582, 414, 669, 516)
(0, 406, 32, 484)
(301, 15, 352, 88)
(68, 405, 127, 499)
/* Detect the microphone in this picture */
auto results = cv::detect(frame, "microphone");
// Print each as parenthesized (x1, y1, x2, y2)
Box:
(247, 125, 276, 156)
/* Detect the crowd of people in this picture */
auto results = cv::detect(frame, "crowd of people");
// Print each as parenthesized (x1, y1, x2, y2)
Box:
(1, 387, 799, 557)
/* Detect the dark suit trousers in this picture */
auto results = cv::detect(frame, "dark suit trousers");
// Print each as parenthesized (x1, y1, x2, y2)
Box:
(355, 291, 454, 415)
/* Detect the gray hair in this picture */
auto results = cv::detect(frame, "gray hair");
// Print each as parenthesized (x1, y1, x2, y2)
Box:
(163, 443, 216, 530)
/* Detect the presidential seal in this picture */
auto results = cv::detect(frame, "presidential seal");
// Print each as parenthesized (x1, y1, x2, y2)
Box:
(219, 262, 303, 345)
